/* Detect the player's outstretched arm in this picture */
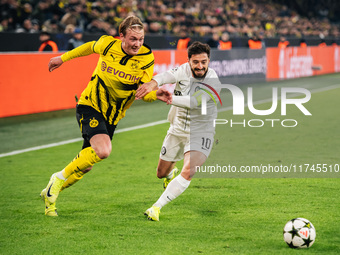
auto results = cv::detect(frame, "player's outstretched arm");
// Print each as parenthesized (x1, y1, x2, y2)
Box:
(48, 56, 63, 72)
(156, 87, 172, 104)
(49, 41, 95, 72)
(136, 79, 158, 99)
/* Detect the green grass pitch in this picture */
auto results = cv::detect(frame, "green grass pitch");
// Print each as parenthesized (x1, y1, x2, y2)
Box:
(0, 74, 339, 254)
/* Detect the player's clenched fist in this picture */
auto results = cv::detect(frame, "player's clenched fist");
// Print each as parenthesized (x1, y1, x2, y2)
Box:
(48, 56, 63, 72)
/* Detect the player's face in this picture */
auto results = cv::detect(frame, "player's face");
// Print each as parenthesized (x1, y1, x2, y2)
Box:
(188, 53, 210, 78)
(120, 28, 144, 56)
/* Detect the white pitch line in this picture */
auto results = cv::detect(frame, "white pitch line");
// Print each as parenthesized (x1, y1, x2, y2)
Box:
(0, 138, 84, 158)
(0, 84, 339, 158)
(0, 120, 168, 158)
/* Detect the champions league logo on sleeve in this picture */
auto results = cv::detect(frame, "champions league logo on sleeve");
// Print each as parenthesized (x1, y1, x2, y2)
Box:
(194, 82, 223, 115)
(196, 83, 312, 128)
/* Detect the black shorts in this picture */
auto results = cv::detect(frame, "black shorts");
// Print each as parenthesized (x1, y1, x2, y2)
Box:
(76, 104, 116, 149)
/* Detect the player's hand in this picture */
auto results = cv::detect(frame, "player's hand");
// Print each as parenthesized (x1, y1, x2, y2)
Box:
(135, 80, 158, 99)
(156, 87, 172, 104)
(48, 56, 63, 72)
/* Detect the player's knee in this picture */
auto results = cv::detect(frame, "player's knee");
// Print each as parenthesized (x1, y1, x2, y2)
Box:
(93, 146, 111, 159)
(97, 150, 111, 159)
(90, 134, 112, 159)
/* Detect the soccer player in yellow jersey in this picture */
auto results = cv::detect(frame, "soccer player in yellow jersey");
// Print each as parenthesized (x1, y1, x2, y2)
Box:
(40, 16, 167, 216)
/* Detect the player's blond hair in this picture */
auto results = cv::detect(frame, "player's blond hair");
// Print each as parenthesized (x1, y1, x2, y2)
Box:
(119, 16, 144, 36)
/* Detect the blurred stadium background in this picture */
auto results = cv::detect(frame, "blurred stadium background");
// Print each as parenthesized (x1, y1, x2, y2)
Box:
(1, 1, 340, 254)
(1, 0, 340, 50)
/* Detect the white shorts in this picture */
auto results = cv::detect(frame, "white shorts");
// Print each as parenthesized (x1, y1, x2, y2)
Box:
(159, 132, 214, 162)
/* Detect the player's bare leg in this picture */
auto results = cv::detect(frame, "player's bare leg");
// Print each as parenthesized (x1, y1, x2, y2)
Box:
(156, 159, 176, 178)
(90, 134, 112, 159)
(145, 151, 207, 221)
(156, 159, 179, 189)
(181, 151, 207, 181)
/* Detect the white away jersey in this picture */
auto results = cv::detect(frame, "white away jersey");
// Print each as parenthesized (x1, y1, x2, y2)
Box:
(153, 62, 221, 135)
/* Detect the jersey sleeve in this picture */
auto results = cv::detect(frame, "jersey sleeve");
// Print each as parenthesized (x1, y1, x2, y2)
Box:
(142, 90, 157, 102)
(171, 95, 198, 109)
(92, 35, 116, 55)
(152, 66, 178, 86)
(61, 41, 95, 62)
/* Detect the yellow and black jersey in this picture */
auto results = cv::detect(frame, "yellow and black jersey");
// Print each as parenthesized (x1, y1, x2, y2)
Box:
(61, 35, 155, 125)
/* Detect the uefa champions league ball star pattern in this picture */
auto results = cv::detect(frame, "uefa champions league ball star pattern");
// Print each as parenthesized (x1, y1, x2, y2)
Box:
(283, 218, 316, 248)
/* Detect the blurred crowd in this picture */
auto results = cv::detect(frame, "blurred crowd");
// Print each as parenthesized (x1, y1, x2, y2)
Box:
(1, 0, 339, 39)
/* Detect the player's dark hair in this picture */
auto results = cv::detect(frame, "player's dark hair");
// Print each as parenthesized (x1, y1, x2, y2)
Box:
(119, 16, 144, 36)
(188, 41, 210, 59)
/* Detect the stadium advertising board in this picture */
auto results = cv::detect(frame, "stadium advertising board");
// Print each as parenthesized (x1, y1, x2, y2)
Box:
(209, 48, 267, 84)
(0, 50, 188, 118)
(153, 49, 188, 75)
(266, 46, 339, 79)
(0, 47, 339, 118)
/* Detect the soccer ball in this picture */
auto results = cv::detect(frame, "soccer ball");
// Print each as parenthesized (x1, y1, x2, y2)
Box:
(283, 218, 316, 248)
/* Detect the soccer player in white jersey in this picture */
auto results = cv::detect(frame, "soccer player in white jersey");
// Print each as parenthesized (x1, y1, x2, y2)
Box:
(136, 41, 221, 221)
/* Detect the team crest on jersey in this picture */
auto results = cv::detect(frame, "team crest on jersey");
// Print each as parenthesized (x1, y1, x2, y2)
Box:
(101, 61, 107, 71)
(131, 60, 140, 69)
(89, 118, 99, 128)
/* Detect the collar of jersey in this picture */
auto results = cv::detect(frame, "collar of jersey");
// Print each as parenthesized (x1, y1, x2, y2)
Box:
(120, 44, 152, 57)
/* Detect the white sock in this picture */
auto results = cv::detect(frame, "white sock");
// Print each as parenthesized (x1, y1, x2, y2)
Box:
(56, 169, 67, 180)
(154, 174, 191, 209)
